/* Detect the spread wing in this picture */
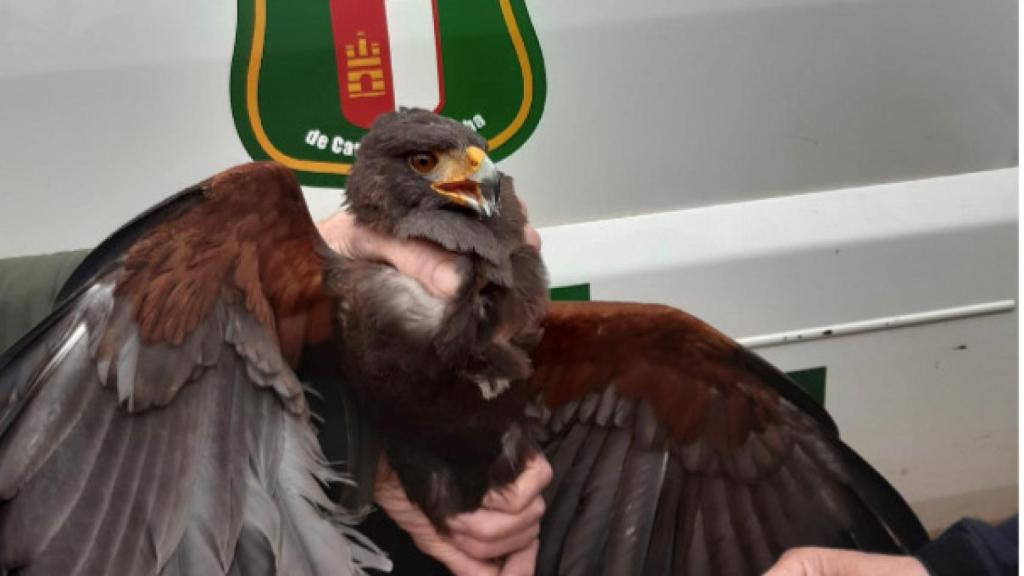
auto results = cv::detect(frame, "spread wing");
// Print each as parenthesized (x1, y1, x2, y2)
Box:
(0, 162, 388, 575)
(528, 301, 928, 576)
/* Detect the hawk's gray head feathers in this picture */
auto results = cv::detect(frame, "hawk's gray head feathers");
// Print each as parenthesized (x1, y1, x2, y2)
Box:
(345, 109, 501, 230)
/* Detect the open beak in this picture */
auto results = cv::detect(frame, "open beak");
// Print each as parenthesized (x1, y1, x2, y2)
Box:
(431, 146, 499, 217)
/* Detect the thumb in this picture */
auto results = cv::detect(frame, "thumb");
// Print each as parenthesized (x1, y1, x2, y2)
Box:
(498, 539, 539, 576)
(428, 544, 501, 576)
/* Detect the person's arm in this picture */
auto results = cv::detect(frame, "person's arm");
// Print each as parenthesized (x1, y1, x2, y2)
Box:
(915, 516, 1018, 576)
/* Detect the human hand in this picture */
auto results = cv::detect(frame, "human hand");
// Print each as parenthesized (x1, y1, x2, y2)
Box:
(317, 206, 541, 301)
(763, 547, 928, 576)
(317, 210, 462, 299)
(373, 454, 553, 576)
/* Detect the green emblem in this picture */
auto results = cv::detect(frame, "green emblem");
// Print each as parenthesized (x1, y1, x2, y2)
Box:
(230, 0, 547, 188)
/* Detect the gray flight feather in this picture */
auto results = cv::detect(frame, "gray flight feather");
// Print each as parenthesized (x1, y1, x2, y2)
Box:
(0, 275, 389, 575)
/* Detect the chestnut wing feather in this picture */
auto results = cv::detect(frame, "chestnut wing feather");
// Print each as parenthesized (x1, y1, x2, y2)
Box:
(0, 163, 387, 575)
(529, 301, 928, 576)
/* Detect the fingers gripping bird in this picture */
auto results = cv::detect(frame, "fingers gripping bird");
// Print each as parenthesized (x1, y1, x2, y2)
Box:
(0, 109, 927, 575)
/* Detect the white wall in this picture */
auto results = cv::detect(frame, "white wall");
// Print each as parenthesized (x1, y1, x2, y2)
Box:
(508, 0, 1018, 223)
(0, 0, 1017, 256)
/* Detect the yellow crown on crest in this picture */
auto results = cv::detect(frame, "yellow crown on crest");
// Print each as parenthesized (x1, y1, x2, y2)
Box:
(345, 31, 386, 98)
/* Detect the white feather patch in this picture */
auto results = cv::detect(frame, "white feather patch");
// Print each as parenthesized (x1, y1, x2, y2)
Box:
(373, 269, 447, 336)
(473, 377, 510, 401)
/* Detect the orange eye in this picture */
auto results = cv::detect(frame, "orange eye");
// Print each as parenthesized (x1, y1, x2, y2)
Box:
(408, 152, 439, 174)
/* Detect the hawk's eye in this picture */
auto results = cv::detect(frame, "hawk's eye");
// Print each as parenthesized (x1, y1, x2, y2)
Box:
(408, 152, 439, 174)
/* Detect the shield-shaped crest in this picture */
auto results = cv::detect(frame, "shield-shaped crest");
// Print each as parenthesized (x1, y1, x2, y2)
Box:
(230, 0, 547, 188)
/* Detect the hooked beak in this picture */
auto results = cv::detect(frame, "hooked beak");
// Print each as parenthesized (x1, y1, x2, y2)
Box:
(431, 146, 499, 217)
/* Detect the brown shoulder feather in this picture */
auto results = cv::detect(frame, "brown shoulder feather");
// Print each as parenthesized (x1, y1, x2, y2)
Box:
(116, 162, 329, 352)
(531, 301, 785, 449)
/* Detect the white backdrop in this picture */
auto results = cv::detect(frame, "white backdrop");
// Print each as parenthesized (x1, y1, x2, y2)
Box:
(0, 0, 1016, 256)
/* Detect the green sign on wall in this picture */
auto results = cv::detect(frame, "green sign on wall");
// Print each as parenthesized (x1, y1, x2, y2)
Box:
(230, 0, 547, 188)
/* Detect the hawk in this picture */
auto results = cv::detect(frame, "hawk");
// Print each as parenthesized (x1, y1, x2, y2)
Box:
(0, 109, 927, 575)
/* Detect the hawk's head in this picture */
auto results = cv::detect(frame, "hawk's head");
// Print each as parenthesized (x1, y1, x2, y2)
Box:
(346, 109, 501, 228)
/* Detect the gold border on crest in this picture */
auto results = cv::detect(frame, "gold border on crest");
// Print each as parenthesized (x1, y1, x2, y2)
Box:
(244, 0, 535, 176)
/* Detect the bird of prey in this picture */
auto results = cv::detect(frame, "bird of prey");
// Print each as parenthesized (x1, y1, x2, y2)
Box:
(0, 109, 927, 576)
